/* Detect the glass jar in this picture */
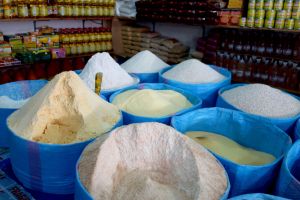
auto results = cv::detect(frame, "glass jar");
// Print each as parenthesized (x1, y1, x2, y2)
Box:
(65, 5, 72, 17)
(91, 0, 97, 5)
(69, 33, 76, 43)
(83, 31, 90, 42)
(77, 33, 83, 43)
(37, 0, 45, 5)
(63, 44, 71, 55)
(58, 5, 66, 16)
(98, 0, 104, 5)
(72, 5, 79, 16)
(79, 6, 85, 16)
(107, 32, 112, 40)
(85, 0, 91, 5)
(103, 7, 109, 16)
(64, 0, 71, 4)
(96, 32, 101, 41)
(95, 42, 101, 51)
(97, 6, 103, 16)
(73, 0, 79, 5)
(3, 0, 12, 5)
(4, 5, 12, 18)
(52, 4, 58, 16)
(11, 6, 18, 18)
(85, 6, 92, 16)
(18, 5, 28, 18)
(101, 41, 106, 51)
(30, 5, 39, 17)
(106, 41, 112, 50)
(82, 43, 89, 53)
(90, 32, 96, 41)
(109, 6, 114, 16)
(70, 43, 77, 55)
(77, 44, 83, 54)
(39, 5, 48, 17)
(57, 0, 64, 4)
(92, 6, 98, 16)
(89, 42, 96, 52)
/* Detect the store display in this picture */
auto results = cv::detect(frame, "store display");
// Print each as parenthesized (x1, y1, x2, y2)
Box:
(172, 108, 292, 196)
(220, 83, 300, 118)
(186, 131, 276, 165)
(112, 89, 192, 117)
(162, 59, 226, 83)
(275, 140, 300, 199)
(80, 52, 136, 92)
(77, 122, 229, 200)
(7, 71, 121, 144)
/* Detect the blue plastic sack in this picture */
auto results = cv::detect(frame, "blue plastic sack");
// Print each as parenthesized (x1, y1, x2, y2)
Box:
(275, 140, 300, 199)
(217, 84, 300, 134)
(8, 116, 123, 195)
(294, 119, 300, 140)
(109, 83, 203, 125)
(171, 108, 292, 197)
(129, 72, 159, 83)
(229, 193, 289, 200)
(159, 65, 231, 107)
(0, 80, 48, 147)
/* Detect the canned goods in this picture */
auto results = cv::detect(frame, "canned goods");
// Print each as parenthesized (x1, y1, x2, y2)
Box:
(286, 9, 292, 18)
(247, 9, 255, 18)
(292, 10, 300, 19)
(276, 10, 286, 19)
(247, 17, 255, 27)
(248, 0, 256, 9)
(275, 18, 285, 28)
(256, 0, 264, 9)
(274, 0, 283, 10)
(266, 10, 276, 18)
(295, 19, 300, 29)
(255, 9, 265, 18)
(255, 18, 264, 27)
(264, 0, 274, 10)
(264, 18, 275, 28)
(285, 19, 294, 29)
(284, 0, 293, 10)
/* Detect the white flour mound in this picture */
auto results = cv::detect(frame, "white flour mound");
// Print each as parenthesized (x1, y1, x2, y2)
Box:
(221, 84, 300, 118)
(162, 59, 225, 83)
(121, 50, 169, 73)
(78, 122, 228, 200)
(8, 71, 121, 144)
(0, 96, 29, 109)
(80, 52, 136, 91)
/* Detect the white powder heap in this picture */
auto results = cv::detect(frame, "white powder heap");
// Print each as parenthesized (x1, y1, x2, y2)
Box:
(0, 96, 29, 109)
(80, 52, 136, 91)
(8, 71, 121, 144)
(221, 84, 300, 118)
(121, 50, 169, 73)
(78, 122, 228, 200)
(162, 59, 226, 83)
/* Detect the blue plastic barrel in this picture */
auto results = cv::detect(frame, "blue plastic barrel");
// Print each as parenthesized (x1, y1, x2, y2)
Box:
(275, 140, 300, 199)
(0, 80, 48, 147)
(129, 72, 159, 83)
(294, 119, 300, 140)
(159, 65, 231, 107)
(229, 193, 289, 200)
(171, 108, 292, 197)
(109, 83, 203, 125)
(7, 116, 123, 195)
(217, 84, 300, 134)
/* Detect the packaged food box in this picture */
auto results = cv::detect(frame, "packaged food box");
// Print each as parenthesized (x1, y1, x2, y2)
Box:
(23, 35, 37, 49)
(50, 48, 66, 59)
(0, 42, 12, 58)
(227, 0, 244, 9)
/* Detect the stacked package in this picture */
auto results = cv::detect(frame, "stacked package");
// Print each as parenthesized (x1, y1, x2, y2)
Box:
(116, 0, 138, 18)
(121, 25, 189, 63)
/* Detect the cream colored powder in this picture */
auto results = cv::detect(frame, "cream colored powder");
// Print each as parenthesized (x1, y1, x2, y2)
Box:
(186, 131, 276, 165)
(112, 89, 192, 117)
(78, 122, 228, 200)
(8, 71, 121, 144)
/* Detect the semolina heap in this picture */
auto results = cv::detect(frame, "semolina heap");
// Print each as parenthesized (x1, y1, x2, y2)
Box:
(8, 71, 121, 144)
(186, 131, 276, 165)
(112, 89, 192, 117)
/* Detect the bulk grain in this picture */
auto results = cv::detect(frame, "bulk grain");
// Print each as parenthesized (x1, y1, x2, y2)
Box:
(76, 122, 229, 200)
(121, 50, 169, 73)
(8, 71, 121, 144)
(80, 52, 137, 93)
(221, 84, 300, 118)
(162, 59, 226, 84)
(186, 131, 275, 165)
(112, 89, 192, 117)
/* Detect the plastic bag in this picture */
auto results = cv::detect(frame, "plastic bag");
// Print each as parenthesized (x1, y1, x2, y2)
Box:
(109, 83, 202, 125)
(0, 80, 48, 147)
(216, 84, 300, 134)
(171, 108, 292, 197)
(8, 116, 123, 195)
(275, 140, 300, 199)
(159, 65, 231, 107)
(229, 193, 289, 200)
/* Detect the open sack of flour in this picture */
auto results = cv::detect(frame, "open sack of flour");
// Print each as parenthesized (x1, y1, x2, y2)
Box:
(6, 71, 122, 195)
(75, 122, 230, 200)
(0, 79, 48, 147)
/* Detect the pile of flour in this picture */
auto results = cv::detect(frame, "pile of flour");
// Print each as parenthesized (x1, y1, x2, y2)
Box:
(0, 96, 29, 109)
(78, 122, 228, 200)
(162, 59, 225, 83)
(8, 71, 121, 144)
(121, 50, 169, 73)
(80, 52, 136, 91)
(221, 84, 300, 118)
